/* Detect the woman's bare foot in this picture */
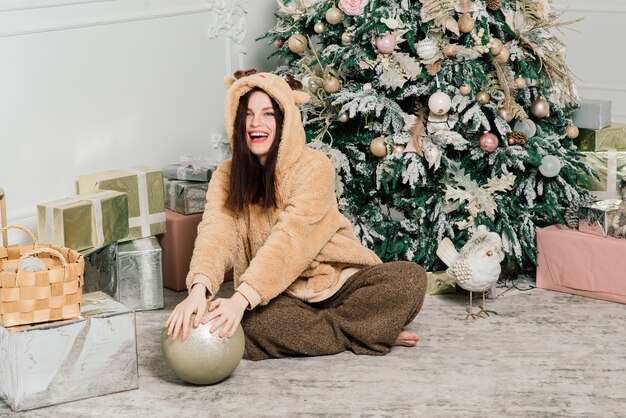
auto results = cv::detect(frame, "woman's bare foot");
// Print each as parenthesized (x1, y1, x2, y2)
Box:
(394, 329, 419, 347)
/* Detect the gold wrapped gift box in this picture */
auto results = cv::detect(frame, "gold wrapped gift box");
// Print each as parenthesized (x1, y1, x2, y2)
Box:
(78, 166, 166, 241)
(37, 191, 129, 251)
(578, 150, 626, 200)
(426, 271, 456, 295)
(574, 123, 626, 152)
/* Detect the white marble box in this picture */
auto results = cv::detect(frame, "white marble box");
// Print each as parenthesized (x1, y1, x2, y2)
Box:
(0, 292, 138, 412)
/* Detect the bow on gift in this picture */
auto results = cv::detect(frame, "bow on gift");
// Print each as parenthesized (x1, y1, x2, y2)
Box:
(178, 154, 214, 174)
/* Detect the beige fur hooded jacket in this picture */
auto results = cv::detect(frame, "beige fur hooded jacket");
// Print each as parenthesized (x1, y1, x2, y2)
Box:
(186, 72, 381, 308)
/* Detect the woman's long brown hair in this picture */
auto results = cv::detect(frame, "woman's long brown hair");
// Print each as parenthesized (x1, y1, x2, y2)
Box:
(226, 88, 284, 212)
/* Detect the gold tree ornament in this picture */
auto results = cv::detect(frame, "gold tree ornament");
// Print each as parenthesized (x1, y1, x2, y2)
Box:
(338, 112, 349, 123)
(314, 21, 326, 34)
(494, 46, 509, 63)
(459, 84, 471, 96)
(325, 6, 343, 25)
(341, 31, 353, 45)
(442, 43, 458, 58)
(458, 14, 475, 33)
(565, 124, 579, 139)
(475, 91, 491, 105)
(514, 76, 527, 89)
(498, 107, 514, 122)
(322, 75, 341, 93)
(531, 98, 550, 118)
(370, 136, 388, 157)
(489, 38, 503, 56)
(288, 33, 308, 53)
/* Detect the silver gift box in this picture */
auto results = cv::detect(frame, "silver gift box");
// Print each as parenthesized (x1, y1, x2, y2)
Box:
(81, 243, 119, 300)
(164, 178, 208, 215)
(117, 236, 164, 311)
(0, 292, 138, 412)
(163, 162, 214, 182)
(572, 99, 612, 130)
(578, 200, 621, 237)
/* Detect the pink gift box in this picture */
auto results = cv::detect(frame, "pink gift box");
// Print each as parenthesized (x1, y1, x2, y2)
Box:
(537, 225, 626, 304)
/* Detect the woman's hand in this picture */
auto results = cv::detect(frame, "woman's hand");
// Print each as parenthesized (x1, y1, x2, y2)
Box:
(201, 292, 248, 339)
(164, 283, 209, 341)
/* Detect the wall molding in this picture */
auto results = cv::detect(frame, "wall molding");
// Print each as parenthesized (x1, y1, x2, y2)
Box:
(0, 3, 219, 37)
(0, 0, 112, 13)
(552, 3, 626, 14)
(577, 83, 626, 93)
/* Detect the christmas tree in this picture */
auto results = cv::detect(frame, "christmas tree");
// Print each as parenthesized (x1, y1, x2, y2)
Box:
(261, 0, 592, 270)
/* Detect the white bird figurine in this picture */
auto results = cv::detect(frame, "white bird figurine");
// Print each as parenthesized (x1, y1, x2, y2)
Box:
(436, 225, 504, 319)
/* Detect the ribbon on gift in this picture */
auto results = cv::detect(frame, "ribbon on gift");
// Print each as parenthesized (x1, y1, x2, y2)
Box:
(44, 191, 111, 247)
(127, 168, 166, 237)
(594, 148, 622, 200)
(177, 154, 215, 180)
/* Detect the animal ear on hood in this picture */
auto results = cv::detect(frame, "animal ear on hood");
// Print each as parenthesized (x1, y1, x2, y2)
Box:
(293, 91, 310, 105)
(223, 76, 237, 88)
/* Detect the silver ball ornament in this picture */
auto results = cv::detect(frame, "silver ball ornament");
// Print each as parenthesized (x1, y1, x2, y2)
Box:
(531, 98, 550, 118)
(514, 119, 537, 138)
(539, 155, 562, 178)
(428, 91, 452, 115)
(161, 318, 245, 385)
(18, 257, 47, 272)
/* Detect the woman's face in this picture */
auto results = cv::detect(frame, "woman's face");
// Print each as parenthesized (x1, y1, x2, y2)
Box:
(245, 91, 277, 166)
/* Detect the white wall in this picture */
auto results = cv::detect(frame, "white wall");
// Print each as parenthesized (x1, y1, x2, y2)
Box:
(0, 0, 277, 244)
(0, 0, 623, 244)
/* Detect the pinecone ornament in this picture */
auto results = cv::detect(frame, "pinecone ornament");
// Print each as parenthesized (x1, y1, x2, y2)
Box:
(486, 0, 501, 11)
(565, 194, 596, 229)
(508, 131, 528, 145)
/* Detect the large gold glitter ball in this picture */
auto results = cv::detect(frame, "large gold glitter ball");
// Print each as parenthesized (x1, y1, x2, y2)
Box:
(288, 33, 308, 54)
(494, 46, 509, 63)
(161, 318, 245, 385)
(531, 97, 550, 118)
(325, 6, 344, 25)
(370, 136, 388, 157)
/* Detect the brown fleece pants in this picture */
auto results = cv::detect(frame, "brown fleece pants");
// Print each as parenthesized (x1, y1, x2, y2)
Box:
(240, 261, 427, 361)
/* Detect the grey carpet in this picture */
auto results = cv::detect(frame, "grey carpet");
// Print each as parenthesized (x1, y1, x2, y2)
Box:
(2, 282, 625, 417)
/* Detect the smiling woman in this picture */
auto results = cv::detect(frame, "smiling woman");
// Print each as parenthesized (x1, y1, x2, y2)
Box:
(245, 91, 278, 165)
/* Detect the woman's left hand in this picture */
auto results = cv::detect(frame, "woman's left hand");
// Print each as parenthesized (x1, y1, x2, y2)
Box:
(201, 292, 248, 338)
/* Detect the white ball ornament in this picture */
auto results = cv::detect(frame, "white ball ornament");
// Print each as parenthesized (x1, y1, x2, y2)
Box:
(539, 155, 562, 178)
(428, 91, 452, 116)
(416, 38, 439, 61)
(514, 119, 537, 138)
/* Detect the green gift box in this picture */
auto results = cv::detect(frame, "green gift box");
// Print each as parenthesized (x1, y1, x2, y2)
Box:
(164, 178, 208, 215)
(426, 271, 456, 295)
(574, 123, 626, 152)
(579, 150, 626, 200)
(37, 190, 129, 251)
(78, 166, 166, 241)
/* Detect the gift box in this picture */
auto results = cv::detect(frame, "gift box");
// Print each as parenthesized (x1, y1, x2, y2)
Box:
(158, 209, 202, 291)
(117, 236, 163, 310)
(164, 178, 208, 215)
(537, 225, 626, 304)
(572, 99, 612, 130)
(426, 271, 455, 295)
(578, 200, 621, 237)
(81, 243, 118, 300)
(574, 123, 626, 152)
(578, 150, 626, 200)
(37, 191, 128, 251)
(162, 156, 214, 182)
(78, 166, 166, 242)
(0, 292, 138, 412)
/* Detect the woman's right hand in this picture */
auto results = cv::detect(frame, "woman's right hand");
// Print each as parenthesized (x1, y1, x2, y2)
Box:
(164, 283, 209, 341)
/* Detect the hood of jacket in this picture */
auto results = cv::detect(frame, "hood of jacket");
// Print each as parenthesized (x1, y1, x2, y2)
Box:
(223, 72, 310, 175)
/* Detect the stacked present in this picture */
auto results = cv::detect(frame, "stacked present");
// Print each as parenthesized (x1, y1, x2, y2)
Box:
(36, 165, 166, 311)
(159, 156, 215, 291)
(573, 99, 626, 200)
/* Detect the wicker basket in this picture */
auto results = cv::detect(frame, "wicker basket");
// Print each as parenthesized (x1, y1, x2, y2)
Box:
(0, 225, 84, 327)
